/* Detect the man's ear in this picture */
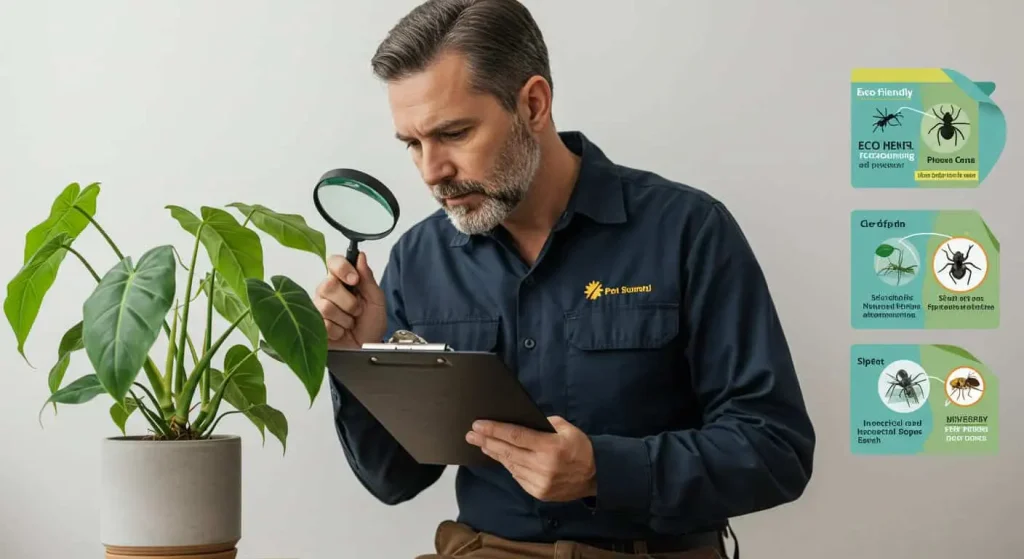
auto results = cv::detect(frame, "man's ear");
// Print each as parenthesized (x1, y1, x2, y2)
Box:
(519, 76, 552, 131)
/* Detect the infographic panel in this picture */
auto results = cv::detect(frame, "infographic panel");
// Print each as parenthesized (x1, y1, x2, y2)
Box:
(851, 210, 999, 329)
(851, 68, 1005, 188)
(851, 344, 998, 455)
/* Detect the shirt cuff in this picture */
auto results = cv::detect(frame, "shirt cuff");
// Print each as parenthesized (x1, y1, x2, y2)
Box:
(587, 433, 652, 514)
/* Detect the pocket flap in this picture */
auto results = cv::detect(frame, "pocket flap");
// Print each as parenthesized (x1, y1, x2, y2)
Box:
(565, 303, 679, 350)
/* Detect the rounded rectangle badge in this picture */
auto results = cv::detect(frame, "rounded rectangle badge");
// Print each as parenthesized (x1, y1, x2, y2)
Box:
(850, 344, 998, 455)
(850, 210, 1000, 329)
(851, 68, 1005, 188)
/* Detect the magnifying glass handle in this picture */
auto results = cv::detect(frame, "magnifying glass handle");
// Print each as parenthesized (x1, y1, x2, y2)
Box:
(344, 238, 359, 293)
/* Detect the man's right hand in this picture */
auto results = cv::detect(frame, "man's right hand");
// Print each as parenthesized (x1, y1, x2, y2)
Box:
(315, 252, 388, 350)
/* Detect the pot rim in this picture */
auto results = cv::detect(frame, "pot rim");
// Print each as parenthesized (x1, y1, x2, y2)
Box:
(103, 434, 241, 446)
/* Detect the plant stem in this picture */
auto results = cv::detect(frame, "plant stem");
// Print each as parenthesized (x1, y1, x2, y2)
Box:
(195, 365, 245, 435)
(131, 396, 163, 436)
(195, 346, 258, 435)
(185, 335, 200, 372)
(173, 310, 249, 422)
(142, 359, 172, 415)
(201, 270, 215, 409)
(200, 326, 210, 409)
(201, 409, 245, 438)
(131, 390, 170, 438)
(169, 304, 201, 394)
(133, 382, 170, 428)
(62, 245, 101, 282)
(174, 228, 205, 414)
(164, 300, 178, 398)
(74, 207, 124, 260)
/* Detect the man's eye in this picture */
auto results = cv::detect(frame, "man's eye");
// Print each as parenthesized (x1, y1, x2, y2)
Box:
(441, 129, 467, 140)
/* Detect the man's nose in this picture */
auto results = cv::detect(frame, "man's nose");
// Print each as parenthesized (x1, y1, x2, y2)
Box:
(419, 144, 454, 186)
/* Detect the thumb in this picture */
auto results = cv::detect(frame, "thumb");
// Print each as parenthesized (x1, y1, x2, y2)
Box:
(547, 415, 573, 434)
(355, 252, 384, 301)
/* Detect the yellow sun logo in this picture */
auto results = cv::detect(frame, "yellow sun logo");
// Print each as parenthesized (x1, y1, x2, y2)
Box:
(584, 281, 603, 300)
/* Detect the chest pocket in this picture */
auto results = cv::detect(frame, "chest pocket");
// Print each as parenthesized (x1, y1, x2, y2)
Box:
(563, 302, 681, 433)
(405, 317, 501, 353)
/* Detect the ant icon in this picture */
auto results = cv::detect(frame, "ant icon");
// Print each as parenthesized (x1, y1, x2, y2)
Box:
(872, 108, 903, 133)
(936, 242, 983, 287)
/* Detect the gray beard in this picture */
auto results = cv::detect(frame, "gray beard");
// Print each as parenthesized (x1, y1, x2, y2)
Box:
(432, 117, 541, 236)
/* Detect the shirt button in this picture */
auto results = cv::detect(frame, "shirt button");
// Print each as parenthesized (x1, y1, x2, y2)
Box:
(523, 276, 534, 286)
(523, 338, 536, 349)
(547, 518, 560, 529)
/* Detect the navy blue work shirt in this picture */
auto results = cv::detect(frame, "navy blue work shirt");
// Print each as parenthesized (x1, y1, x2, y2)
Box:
(329, 131, 815, 542)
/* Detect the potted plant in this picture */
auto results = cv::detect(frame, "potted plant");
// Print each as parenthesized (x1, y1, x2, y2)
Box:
(5, 182, 330, 559)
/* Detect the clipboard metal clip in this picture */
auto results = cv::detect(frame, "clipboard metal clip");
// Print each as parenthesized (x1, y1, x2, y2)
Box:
(361, 329, 454, 352)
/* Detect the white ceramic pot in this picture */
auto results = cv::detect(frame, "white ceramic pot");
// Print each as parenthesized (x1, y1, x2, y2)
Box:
(100, 435, 242, 559)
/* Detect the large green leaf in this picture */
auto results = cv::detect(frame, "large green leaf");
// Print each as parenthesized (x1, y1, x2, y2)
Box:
(5, 233, 73, 360)
(209, 345, 268, 438)
(201, 272, 259, 348)
(82, 245, 177, 403)
(110, 399, 138, 435)
(48, 321, 84, 394)
(246, 276, 326, 404)
(227, 203, 326, 264)
(247, 403, 288, 454)
(38, 374, 106, 424)
(222, 345, 267, 406)
(23, 182, 100, 263)
(259, 340, 284, 363)
(166, 205, 263, 306)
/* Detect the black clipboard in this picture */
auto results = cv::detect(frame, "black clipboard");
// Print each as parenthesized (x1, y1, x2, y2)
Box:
(327, 343, 555, 467)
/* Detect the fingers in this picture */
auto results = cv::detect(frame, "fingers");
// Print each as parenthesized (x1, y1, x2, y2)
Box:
(316, 275, 361, 318)
(327, 254, 360, 289)
(467, 430, 533, 467)
(354, 252, 385, 305)
(316, 257, 365, 343)
(468, 434, 553, 501)
(546, 415, 573, 435)
(471, 420, 544, 450)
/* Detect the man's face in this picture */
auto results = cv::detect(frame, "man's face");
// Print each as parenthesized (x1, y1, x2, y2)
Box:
(388, 52, 541, 235)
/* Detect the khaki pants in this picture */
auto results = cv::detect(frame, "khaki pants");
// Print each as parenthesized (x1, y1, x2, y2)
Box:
(415, 520, 725, 559)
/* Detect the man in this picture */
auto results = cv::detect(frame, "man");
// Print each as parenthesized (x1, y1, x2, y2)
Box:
(314, 1, 815, 557)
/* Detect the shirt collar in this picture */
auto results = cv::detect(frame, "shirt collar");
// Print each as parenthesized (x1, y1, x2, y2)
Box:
(449, 131, 626, 247)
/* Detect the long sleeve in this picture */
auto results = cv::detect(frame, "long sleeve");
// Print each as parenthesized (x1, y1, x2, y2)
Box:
(330, 244, 446, 505)
(587, 201, 815, 527)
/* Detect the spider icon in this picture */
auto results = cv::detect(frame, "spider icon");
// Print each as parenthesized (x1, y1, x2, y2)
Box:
(936, 243, 983, 287)
(927, 105, 970, 147)
(885, 369, 926, 408)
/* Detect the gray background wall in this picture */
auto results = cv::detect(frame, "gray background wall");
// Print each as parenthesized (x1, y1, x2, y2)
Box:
(1, 0, 1020, 557)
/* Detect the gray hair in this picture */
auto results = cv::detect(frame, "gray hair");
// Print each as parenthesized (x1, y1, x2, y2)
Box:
(371, 0, 553, 113)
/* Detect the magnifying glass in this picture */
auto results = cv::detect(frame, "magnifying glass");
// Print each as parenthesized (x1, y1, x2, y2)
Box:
(313, 168, 400, 289)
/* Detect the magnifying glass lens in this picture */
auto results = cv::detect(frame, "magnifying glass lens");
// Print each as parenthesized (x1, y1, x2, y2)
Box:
(316, 180, 395, 237)
(313, 168, 401, 276)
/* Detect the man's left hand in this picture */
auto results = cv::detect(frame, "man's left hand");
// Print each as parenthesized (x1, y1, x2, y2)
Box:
(466, 415, 597, 502)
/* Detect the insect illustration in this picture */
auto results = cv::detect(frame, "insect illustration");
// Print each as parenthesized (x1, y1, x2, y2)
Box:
(927, 105, 970, 146)
(872, 108, 902, 133)
(949, 371, 983, 403)
(936, 243, 983, 286)
(886, 369, 926, 408)
(875, 243, 917, 286)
